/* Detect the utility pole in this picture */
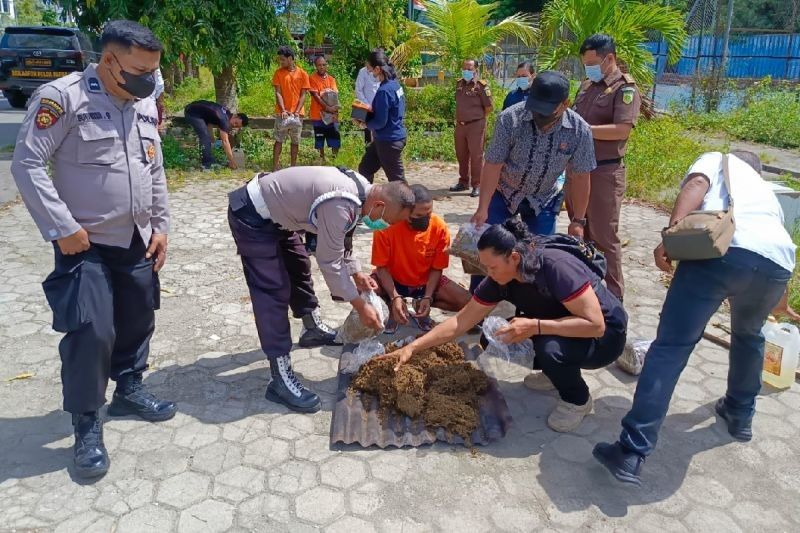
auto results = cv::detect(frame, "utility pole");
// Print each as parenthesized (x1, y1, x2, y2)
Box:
(719, 0, 735, 77)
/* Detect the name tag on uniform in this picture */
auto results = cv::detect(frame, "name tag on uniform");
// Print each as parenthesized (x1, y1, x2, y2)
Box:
(77, 111, 111, 122)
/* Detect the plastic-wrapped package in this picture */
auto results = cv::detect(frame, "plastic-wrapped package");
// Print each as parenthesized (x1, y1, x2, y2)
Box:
(341, 339, 386, 374)
(481, 316, 534, 361)
(450, 223, 488, 275)
(617, 338, 652, 376)
(335, 290, 389, 344)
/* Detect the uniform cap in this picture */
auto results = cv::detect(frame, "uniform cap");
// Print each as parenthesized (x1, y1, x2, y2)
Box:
(525, 71, 570, 115)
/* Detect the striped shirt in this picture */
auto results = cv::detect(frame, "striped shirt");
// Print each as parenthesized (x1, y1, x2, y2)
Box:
(485, 105, 596, 214)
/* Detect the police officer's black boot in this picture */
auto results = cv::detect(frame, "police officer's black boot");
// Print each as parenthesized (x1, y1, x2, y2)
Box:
(299, 308, 341, 348)
(107, 373, 178, 422)
(72, 411, 109, 479)
(265, 355, 321, 413)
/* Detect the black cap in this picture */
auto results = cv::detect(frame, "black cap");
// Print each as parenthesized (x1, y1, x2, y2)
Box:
(525, 71, 570, 115)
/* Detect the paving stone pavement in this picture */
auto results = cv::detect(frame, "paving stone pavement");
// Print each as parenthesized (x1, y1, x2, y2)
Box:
(1, 163, 799, 532)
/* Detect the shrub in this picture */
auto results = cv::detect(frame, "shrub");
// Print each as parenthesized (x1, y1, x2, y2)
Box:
(681, 80, 800, 150)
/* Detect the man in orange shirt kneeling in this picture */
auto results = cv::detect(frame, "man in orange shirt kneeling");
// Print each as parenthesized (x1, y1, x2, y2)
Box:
(371, 184, 471, 333)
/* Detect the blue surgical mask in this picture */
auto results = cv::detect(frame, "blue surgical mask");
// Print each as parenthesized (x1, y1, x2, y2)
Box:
(584, 55, 608, 83)
(515, 77, 530, 91)
(362, 205, 390, 231)
(462, 70, 474, 82)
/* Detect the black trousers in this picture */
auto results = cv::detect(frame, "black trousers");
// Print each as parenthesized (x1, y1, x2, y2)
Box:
(185, 112, 215, 168)
(358, 138, 407, 183)
(533, 328, 626, 405)
(227, 187, 319, 359)
(42, 233, 159, 414)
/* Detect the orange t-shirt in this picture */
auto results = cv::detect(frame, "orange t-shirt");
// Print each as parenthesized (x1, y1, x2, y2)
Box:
(272, 67, 311, 116)
(371, 214, 451, 287)
(309, 72, 339, 121)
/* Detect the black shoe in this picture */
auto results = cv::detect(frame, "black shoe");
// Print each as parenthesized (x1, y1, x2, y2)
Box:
(299, 308, 341, 348)
(449, 183, 468, 192)
(107, 373, 178, 422)
(72, 412, 109, 479)
(265, 355, 321, 413)
(470, 187, 480, 198)
(592, 441, 644, 486)
(715, 398, 753, 442)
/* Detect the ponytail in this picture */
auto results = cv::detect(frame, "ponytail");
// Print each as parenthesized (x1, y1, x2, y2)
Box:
(477, 218, 541, 282)
(367, 49, 397, 81)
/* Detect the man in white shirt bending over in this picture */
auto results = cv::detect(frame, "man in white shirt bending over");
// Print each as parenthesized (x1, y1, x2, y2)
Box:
(594, 150, 798, 487)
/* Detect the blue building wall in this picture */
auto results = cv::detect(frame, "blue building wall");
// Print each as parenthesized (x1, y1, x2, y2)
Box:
(646, 33, 800, 80)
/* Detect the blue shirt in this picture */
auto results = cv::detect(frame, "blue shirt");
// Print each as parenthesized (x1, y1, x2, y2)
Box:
(502, 89, 529, 110)
(366, 79, 407, 142)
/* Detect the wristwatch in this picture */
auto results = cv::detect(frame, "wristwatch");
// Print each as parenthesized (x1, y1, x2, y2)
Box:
(571, 217, 587, 226)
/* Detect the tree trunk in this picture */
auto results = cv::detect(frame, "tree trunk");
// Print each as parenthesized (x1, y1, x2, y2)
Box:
(184, 56, 193, 79)
(214, 66, 238, 111)
(164, 63, 176, 94)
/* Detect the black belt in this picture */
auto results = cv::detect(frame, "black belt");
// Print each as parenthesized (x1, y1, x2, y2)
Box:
(456, 118, 485, 126)
(596, 157, 622, 166)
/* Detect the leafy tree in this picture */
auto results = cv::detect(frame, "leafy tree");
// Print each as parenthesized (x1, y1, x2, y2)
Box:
(58, 0, 289, 110)
(16, 0, 44, 25)
(538, 0, 687, 87)
(151, 0, 289, 110)
(306, 0, 407, 73)
(392, 0, 537, 73)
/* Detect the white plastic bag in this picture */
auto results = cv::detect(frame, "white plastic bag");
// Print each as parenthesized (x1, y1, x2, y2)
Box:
(617, 338, 652, 376)
(481, 316, 534, 361)
(341, 339, 385, 374)
(335, 290, 389, 344)
(450, 223, 488, 275)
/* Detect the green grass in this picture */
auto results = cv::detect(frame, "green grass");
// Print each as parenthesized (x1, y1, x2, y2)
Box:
(625, 116, 716, 208)
(681, 88, 800, 150)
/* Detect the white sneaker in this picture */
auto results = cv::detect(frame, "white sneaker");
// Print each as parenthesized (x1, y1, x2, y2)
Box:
(523, 371, 555, 391)
(547, 396, 593, 433)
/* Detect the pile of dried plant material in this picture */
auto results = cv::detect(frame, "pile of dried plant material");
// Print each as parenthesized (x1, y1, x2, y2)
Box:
(349, 341, 489, 440)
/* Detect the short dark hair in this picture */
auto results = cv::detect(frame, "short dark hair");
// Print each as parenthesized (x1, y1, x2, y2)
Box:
(731, 150, 762, 174)
(517, 61, 533, 74)
(410, 184, 432, 204)
(478, 218, 540, 282)
(236, 113, 249, 127)
(101, 20, 163, 52)
(277, 46, 295, 59)
(314, 55, 326, 65)
(580, 34, 616, 56)
(378, 181, 415, 210)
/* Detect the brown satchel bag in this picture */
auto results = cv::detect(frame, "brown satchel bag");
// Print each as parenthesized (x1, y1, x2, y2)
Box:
(661, 154, 735, 261)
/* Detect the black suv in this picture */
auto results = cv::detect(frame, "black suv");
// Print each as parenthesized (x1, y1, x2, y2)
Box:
(0, 26, 100, 109)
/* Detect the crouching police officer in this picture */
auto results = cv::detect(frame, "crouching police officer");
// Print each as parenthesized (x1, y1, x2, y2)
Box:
(11, 20, 176, 479)
(228, 166, 414, 412)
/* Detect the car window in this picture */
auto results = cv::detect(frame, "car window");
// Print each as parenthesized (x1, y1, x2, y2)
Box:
(3, 33, 76, 50)
(77, 33, 93, 53)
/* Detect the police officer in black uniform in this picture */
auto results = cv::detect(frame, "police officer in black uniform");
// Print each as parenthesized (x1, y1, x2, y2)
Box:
(12, 20, 176, 479)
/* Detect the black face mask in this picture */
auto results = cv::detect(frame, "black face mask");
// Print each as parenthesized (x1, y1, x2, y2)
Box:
(533, 110, 561, 130)
(409, 215, 431, 232)
(112, 54, 156, 99)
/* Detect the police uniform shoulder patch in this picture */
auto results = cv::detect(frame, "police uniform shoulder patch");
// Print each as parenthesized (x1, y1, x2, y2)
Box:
(88, 77, 102, 93)
(40, 97, 64, 116)
(147, 144, 156, 162)
(621, 86, 635, 105)
(35, 103, 61, 130)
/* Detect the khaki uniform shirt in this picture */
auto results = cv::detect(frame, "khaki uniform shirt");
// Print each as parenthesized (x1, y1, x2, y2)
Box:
(258, 166, 371, 302)
(573, 69, 642, 161)
(12, 64, 168, 247)
(455, 79, 493, 122)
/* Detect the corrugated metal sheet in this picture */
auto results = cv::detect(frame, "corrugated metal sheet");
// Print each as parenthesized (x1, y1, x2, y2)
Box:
(330, 343, 512, 448)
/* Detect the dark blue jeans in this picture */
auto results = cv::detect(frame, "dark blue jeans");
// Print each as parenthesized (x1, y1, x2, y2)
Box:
(469, 190, 564, 292)
(620, 247, 791, 456)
